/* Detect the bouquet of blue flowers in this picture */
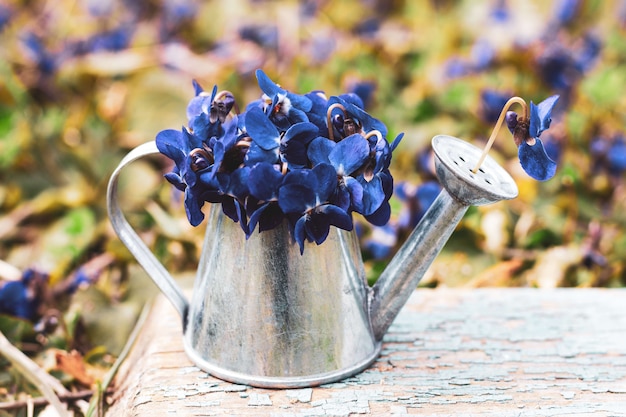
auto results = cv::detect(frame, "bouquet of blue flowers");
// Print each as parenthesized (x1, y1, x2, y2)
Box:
(156, 70, 403, 254)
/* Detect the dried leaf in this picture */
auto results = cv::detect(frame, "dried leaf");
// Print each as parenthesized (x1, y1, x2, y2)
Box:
(54, 349, 94, 387)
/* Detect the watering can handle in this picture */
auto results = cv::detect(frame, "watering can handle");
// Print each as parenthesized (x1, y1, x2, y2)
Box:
(107, 141, 189, 324)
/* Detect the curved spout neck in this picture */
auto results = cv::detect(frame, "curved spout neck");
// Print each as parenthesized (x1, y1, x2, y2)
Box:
(369, 189, 466, 340)
(369, 135, 519, 341)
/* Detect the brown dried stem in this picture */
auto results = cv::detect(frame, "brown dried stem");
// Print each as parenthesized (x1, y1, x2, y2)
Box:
(472, 97, 528, 173)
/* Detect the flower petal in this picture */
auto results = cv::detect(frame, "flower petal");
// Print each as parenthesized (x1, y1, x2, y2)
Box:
(156, 129, 186, 164)
(248, 201, 284, 237)
(293, 215, 308, 255)
(365, 200, 391, 226)
(279, 183, 316, 213)
(287, 92, 313, 113)
(311, 163, 338, 202)
(319, 204, 353, 232)
(359, 174, 385, 215)
(256, 69, 284, 97)
(245, 106, 280, 151)
(248, 163, 284, 201)
(283, 122, 318, 145)
(184, 187, 205, 226)
(518, 139, 558, 181)
(529, 95, 559, 138)
(390, 132, 404, 152)
(245, 142, 280, 165)
(344, 176, 364, 212)
(307, 137, 335, 166)
(281, 122, 319, 168)
(328, 133, 370, 176)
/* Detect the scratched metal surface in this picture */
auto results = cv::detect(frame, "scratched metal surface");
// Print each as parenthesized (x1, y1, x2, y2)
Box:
(107, 288, 626, 416)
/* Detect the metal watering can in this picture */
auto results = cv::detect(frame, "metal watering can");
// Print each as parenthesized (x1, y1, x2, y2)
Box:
(107, 134, 518, 388)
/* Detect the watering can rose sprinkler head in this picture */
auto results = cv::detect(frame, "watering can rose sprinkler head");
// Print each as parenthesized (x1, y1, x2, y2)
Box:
(370, 94, 560, 340)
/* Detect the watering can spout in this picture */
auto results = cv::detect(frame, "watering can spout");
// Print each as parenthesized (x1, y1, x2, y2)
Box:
(369, 135, 519, 341)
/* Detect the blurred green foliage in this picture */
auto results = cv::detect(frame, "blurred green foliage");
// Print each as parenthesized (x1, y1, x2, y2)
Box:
(0, 0, 625, 411)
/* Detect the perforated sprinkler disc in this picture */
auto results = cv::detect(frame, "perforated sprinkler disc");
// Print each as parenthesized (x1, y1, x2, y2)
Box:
(432, 134, 519, 206)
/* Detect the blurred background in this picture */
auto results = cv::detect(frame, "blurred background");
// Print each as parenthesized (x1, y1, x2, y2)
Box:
(0, 0, 625, 411)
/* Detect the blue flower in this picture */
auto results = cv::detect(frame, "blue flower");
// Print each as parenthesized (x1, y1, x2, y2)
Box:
(186, 83, 235, 141)
(591, 135, 626, 177)
(21, 32, 58, 75)
(239, 24, 279, 50)
(156, 70, 403, 253)
(357, 131, 403, 225)
(508, 95, 560, 181)
(246, 162, 286, 235)
(244, 106, 318, 169)
(363, 224, 398, 260)
(216, 166, 251, 231)
(0, 4, 13, 32)
(278, 164, 352, 254)
(186, 81, 216, 123)
(0, 269, 47, 320)
(327, 95, 388, 141)
(255, 69, 313, 131)
(607, 137, 626, 175)
(396, 180, 441, 230)
(308, 134, 369, 212)
(481, 90, 511, 124)
(86, 25, 134, 53)
(156, 128, 215, 226)
(551, 0, 581, 26)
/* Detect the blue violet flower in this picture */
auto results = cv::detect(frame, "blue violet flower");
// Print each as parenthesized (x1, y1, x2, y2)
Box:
(506, 95, 560, 181)
(156, 69, 404, 253)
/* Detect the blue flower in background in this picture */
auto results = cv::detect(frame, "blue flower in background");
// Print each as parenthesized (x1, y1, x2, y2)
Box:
(0, 269, 47, 321)
(551, 0, 581, 26)
(363, 180, 442, 261)
(86, 25, 134, 53)
(239, 24, 279, 50)
(21, 32, 58, 75)
(363, 224, 398, 260)
(608, 137, 626, 175)
(346, 80, 376, 110)
(536, 36, 601, 103)
(591, 134, 626, 177)
(444, 39, 495, 79)
(0, 4, 12, 32)
(481, 90, 511, 124)
(396, 181, 441, 230)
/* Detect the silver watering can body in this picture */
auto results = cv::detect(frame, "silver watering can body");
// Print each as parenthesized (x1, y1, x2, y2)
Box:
(107, 135, 518, 388)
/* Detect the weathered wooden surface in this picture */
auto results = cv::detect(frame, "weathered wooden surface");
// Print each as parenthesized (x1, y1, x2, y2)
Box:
(106, 288, 626, 416)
